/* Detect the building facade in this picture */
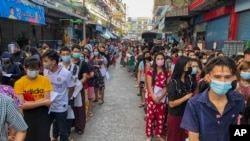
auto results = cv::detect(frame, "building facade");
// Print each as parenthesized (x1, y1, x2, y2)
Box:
(127, 17, 152, 40)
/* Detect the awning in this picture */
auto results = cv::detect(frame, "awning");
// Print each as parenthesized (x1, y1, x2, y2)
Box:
(106, 31, 117, 39)
(0, 0, 45, 24)
(97, 31, 110, 39)
(31, 0, 87, 21)
(188, 0, 229, 11)
(100, 33, 110, 39)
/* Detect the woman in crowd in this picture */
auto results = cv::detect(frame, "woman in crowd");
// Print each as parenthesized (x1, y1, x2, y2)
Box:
(14, 57, 52, 141)
(237, 60, 250, 124)
(127, 46, 136, 73)
(198, 52, 208, 67)
(71, 45, 89, 135)
(190, 58, 203, 95)
(167, 56, 196, 141)
(145, 52, 168, 141)
(92, 47, 106, 104)
(137, 51, 151, 107)
(84, 51, 95, 117)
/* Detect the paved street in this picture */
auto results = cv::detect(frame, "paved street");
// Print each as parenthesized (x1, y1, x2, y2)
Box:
(72, 65, 146, 141)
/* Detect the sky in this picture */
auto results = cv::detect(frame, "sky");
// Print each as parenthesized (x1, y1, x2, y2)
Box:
(122, 0, 154, 18)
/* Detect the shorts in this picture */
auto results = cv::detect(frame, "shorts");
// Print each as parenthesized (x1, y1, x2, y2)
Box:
(88, 87, 94, 99)
(140, 81, 145, 88)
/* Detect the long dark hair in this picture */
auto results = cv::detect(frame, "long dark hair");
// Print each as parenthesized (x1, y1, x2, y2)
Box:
(143, 51, 150, 69)
(151, 52, 167, 86)
(171, 56, 191, 80)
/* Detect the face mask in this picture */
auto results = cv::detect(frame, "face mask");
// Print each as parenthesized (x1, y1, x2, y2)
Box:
(85, 58, 88, 63)
(27, 70, 39, 78)
(185, 67, 192, 74)
(167, 52, 171, 56)
(61, 56, 71, 63)
(72, 53, 81, 59)
(202, 59, 207, 63)
(43, 63, 52, 70)
(145, 56, 151, 61)
(191, 67, 198, 75)
(240, 72, 250, 80)
(167, 63, 172, 68)
(94, 52, 99, 56)
(178, 53, 182, 56)
(210, 79, 232, 95)
(79, 57, 84, 61)
(156, 60, 164, 67)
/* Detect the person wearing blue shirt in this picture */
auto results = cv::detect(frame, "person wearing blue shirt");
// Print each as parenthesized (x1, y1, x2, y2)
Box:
(180, 56, 245, 141)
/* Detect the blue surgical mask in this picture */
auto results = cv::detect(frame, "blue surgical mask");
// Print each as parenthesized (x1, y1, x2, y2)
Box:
(27, 70, 39, 78)
(191, 67, 198, 75)
(210, 79, 232, 95)
(94, 52, 99, 56)
(72, 53, 81, 59)
(61, 56, 71, 62)
(240, 72, 250, 80)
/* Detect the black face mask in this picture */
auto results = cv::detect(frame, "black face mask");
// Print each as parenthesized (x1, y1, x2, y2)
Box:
(185, 67, 192, 74)
(145, 56, 151, 61)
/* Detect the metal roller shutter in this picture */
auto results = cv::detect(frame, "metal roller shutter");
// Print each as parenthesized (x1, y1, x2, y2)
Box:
(237, 10, 250, 40)
(205, 15, 230, 50)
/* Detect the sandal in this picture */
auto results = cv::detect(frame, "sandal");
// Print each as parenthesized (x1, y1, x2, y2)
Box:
(156, 135, 164, 141)
(89, 112, 94, 117)
(138, 104, 144, 108)
(93, 99, 98, 102)
(99, 100, 104, 105)
(76, 130, 83, 135)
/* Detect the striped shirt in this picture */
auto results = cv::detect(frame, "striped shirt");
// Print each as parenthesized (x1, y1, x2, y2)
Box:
(0, 94, 28, 141)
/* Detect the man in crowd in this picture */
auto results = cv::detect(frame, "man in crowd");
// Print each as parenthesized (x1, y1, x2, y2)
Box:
(42, 50, 75, 141)
(180, 56, 245, 141)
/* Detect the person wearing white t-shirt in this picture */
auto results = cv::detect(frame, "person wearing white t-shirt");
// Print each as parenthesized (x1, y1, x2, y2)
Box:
(42, 50, 75, 141)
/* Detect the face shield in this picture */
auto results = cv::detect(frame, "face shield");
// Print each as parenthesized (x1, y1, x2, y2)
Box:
(8, 44, 16, 54)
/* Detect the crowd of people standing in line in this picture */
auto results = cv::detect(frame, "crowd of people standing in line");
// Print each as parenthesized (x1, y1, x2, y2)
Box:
(0, 40, 119, 141)
(121, 42, 250, 141)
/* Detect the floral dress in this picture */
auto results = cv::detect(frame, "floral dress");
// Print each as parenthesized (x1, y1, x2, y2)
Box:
(145, 69, 167, 137)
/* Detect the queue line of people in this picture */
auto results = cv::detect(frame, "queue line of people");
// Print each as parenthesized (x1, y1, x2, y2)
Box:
(0, 41, 119, 141)
(122, 42, 250, 141)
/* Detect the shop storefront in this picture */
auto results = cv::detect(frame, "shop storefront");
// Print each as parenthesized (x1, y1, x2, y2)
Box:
(235, 0, 250, 41)
(203, 6, 232, 50)
(0, 0, 45, 50)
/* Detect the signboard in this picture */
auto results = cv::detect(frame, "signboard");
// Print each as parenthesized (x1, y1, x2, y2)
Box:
(112, 12, 124, 19)
(0, 0, 45, 24)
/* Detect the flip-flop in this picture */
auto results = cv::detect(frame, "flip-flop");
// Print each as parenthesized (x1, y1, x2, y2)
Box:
(138, 104, 144, 108)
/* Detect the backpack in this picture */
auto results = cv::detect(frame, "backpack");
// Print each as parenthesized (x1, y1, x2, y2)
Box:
(68, 64, 78, 76)
(170, 75, 193, 96)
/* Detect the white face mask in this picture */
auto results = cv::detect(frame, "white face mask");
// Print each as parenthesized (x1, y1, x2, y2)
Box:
(202, 59, 207, 63)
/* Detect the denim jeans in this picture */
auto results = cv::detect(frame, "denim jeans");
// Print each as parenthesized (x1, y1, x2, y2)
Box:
(50, 111, 68, 141)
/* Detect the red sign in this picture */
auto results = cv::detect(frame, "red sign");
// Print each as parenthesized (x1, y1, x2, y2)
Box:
(203, 6, 232, 21)
(189, 0, 206, 11)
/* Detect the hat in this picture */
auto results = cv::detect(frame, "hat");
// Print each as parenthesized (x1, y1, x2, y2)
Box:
(1, 51, 11, 59)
